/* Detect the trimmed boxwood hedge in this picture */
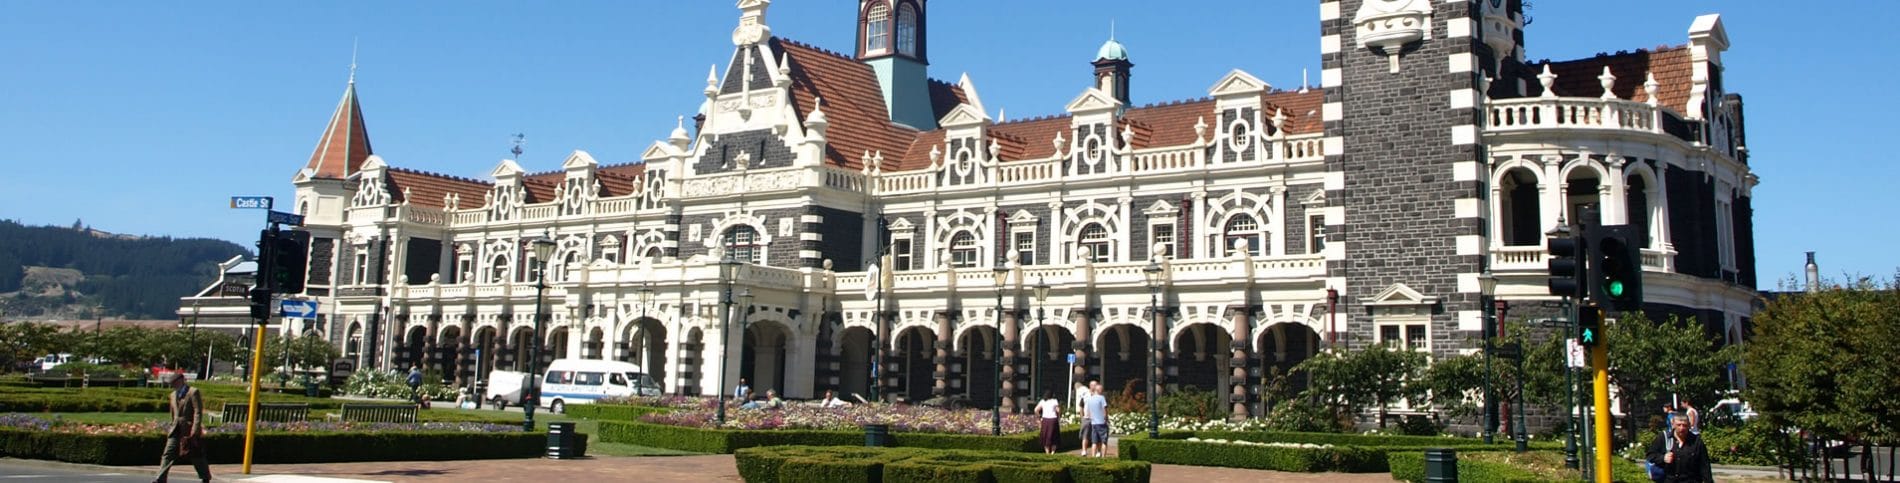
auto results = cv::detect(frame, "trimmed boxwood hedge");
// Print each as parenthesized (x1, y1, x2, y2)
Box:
(599, 420, 1081, 454)
(563, 404, 674, 421)
(0, 428, 543, 466)
(1117, 430, 1547, 473)
(1387, 450, 1651, 483)
(0, 384, 345, 413)
(735, 445, 1148, 483)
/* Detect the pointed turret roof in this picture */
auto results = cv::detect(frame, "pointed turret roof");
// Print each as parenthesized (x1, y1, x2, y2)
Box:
(303, 81, 373, 180)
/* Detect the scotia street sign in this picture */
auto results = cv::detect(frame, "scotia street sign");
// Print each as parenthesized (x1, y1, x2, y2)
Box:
(279, 299, 318, 319)
(229, 196, 273, 209)
(267, 210, 305, 226)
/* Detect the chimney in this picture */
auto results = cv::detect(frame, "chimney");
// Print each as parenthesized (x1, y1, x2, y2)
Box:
(1804, 252, 1819, 292)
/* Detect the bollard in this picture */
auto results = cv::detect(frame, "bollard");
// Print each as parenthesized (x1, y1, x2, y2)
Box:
(864, 424, 891, 447)
(547, 422, 585, 459)
(1424, 448, 1459, 483)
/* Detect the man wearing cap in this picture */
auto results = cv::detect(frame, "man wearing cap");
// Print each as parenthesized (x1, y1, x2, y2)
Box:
(153, 372, 210, 483)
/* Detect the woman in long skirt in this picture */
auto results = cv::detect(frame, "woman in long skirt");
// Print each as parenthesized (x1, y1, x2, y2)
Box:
(1034, 390, 1061, 454)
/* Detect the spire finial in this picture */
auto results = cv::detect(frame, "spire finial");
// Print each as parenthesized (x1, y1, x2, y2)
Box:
(1110, 18, 1116, 41)
(348, 37, 359, 85)
(510, 133, 526, 160)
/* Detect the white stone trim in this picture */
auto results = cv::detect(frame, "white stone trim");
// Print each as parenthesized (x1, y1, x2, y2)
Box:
(1449, 88, 1477, 110)
(1454, 197, 1480, 219)
(800, 214, 823, 224)
(1447, 18, 1473, 39)
(799, 232, 823, 241)
(1448, 54, 1474, 74)
(1321, 35, 1342, 55)
(1322, 102, 1343, 121)
(1321, 68, 1342, 88)
(1455, 234, 1482, 256)
(1450, 125, 1477, 145)
(1452, 160, 1481, 181)
(1319, 1, 1341, 21)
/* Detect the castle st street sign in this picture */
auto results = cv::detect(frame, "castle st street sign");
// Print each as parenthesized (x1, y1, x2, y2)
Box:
(229, 196, 273, 209)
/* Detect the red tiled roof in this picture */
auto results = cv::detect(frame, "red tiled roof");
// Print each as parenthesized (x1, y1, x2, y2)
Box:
(521, 171, 563, 204)
(598, 162, 648, 197)
(303, 83, 373, 179)
(1262, 89, 1325, 135)
(388, 168, 491, 210)
(1535, 46, 1695, 113)
(988, 115, 1074, 161)
(777, 38, 917, 171)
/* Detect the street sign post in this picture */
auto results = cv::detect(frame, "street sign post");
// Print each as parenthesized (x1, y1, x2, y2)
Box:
(230, 196, 273, 209)
(1566, 339, 1586, 368)
(267, 210, 305, 226)
(280, 299, 318, 319)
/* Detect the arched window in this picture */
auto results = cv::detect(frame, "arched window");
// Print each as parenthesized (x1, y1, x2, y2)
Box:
(896, 4, 917, 56)
(865, 4, 890, 54)
(1626, 174, 1653, 249)
(949, 231, 979, 268)
(1230, 122, 1252, 151)
(1224, 214, 1263, 256)
(1077, 223, 1111, 263)
(488, 255, 509, 284)
(560, 252, 580, 282)
(723, 226, 762, 264)
(643, 246, 663, 262)
(345, 322, 362, 358)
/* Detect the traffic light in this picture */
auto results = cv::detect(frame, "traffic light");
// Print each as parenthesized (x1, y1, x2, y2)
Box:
(1546, 232, 1582, 298)
(249, 288, 272, 320)
(1586, 225, 1644, 311)
(266, 229, 311, 294)
(1577, 306, 1604, 347)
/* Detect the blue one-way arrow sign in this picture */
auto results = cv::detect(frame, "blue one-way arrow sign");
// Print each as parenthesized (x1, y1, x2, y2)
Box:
(280, 299, 318, 319)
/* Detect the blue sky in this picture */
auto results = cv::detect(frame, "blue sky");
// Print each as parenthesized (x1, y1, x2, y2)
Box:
(0, 1, 1891, 284)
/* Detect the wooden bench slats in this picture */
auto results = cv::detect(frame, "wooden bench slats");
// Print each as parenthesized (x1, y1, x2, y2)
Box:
(339, 403, 418, 423)
(220, 403, 309, 423)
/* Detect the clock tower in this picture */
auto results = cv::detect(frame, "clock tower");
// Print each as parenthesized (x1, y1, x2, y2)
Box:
(855, 0, 935, 129)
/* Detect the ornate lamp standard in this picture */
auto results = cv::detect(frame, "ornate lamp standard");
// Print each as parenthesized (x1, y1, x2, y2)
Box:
(522, 235, 556, 431)
(1141, 260, 1165, 438)
(637, 282, 654, 390)
(990, 262, 1008, 436)
(1031, 278, 1050, 404)
(716, 251, 741, 424)
(1478, 272, 1498, 444)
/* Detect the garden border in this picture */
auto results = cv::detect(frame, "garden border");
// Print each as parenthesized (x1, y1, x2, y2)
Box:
(598, 420, 1080, 454)
(0, 428, 543, 466)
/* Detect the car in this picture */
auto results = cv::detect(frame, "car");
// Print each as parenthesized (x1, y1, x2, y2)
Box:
(1712, 398, 1758, 421)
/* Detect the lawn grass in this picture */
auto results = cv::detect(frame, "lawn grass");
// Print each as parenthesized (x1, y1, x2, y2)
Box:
(436, 406, 707, 456)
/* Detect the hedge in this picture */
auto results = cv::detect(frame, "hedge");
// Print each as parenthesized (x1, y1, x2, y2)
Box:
(1387, 450, 1650, 483)
(0, 428, 543, 466)
(1150, 429, 1562, 450)
(599, 420, 1080, 454)
(1116, 430, 1546, 473)
(735, 445, 1149, 483)
(563, 404, 674, 421)
(0, 384, 344, 412)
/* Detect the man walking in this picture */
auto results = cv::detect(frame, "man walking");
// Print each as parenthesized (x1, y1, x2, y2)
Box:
(1081, 380, 1109, 458)
(153, 372, 210, 483)
(407, 366, 424, 404)
(1647, 417, 1714, 482)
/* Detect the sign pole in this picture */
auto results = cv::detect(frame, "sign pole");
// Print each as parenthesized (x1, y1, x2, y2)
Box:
(1590, 307, 1612, 482)
(241, 321, 267, 474)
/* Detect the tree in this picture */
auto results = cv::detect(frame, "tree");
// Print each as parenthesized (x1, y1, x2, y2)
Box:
(262, 334, 341, 380)
(0, 322, 60, 372)
(1293, 343, 1428, 428)
(1606, 311, 1738, 443)
(1746, 276, 1900, 454)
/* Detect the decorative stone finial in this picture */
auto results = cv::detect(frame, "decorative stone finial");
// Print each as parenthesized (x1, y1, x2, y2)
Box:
(1598, 67, 1619, 100)
(705, 65, 720, 98)
(732, 0, 772, 46)
(1538, 64, 1558, 98)
(1644, 72, 1661, 107)
(1194, 116, 1209, 143)
(670, 116, 692, 148)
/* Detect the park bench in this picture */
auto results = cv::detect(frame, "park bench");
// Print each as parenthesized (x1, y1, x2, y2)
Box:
(340, 403, 418, 423)
(220, 403, 309, 423)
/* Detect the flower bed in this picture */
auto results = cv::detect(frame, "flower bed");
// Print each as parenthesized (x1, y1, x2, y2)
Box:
(599, 419, 1080, 454)
(735, 445, 1149, 483)
(0, 414, 538, 465)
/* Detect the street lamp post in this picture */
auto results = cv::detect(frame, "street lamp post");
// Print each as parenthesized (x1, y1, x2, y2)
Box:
(1142, 260, 1164, 439)
(1501, 301, 1526, 452)
(1478, 273, 1497, 444)
(990, 263, 1008, 436)
(189, 302, 202, 380)
(1031, 278, 1050, 404)
(717, 251, 741, 425)
(637, 282, 654, 390)
(522, 235, 556, 432)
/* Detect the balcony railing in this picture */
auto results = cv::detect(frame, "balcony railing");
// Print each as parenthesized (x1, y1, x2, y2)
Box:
(1492, 245, 1547, 272)
(1486, 97, 1661, 135)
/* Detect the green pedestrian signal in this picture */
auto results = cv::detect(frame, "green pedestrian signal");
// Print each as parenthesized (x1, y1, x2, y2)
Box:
(1577, 306, 1604, 347)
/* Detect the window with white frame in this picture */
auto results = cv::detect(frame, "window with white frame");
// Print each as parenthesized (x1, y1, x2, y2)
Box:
(600, 237, 621, 264)
(1230, 121, 1251, 151)
(1077, 223, 1111, 263)
(353, 250, 370, 285)
(1149, 223, 1175, 259)
(1716, 198, 1736, 271)
(1223, 214, 1263, 256)
(488, 254, 508, 283)
(723, 226, 763, 265)
(948, 231, 979, 268)
(865, 4, 890, 54)
(891, 236, 914, 270)
(455, 257, 472, 284)
(1377, 321, 1430, 352)
(1013, 230, 1036, 266)
(1307, 214, 1327, 254)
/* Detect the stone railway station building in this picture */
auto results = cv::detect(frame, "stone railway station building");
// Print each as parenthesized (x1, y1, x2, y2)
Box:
(193, 0, 1758, 418)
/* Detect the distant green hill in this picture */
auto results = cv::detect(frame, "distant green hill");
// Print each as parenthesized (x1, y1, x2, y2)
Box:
(0, 219, 249, 319)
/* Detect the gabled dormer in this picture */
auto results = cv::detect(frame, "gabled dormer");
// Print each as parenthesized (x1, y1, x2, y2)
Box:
(1065, 88, 1124, 176)
(1207, 69, 1270, 164)
(487, 159, 526, 221)
(856, 0, 935, 129)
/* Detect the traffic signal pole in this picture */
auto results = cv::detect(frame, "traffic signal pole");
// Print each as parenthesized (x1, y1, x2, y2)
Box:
(241, 226, 276, 475)
(1591, 335, 1612, 483)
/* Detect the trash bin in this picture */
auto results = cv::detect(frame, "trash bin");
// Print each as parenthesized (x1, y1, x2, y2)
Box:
(863, 424, 891, 447)
(547, 422, 587, 459)
(1423, 448, 1458, 483)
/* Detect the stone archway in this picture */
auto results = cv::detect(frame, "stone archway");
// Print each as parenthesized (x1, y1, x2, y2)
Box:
(436, 325, 466, 387)
(508, 326, 535, 372)
(1171, 323, 1232, 396)
(621, 318, 668, 388)
(400, 326, 429, 373)
(894, 326, 935, 403)
(741, 321, 792, 397)
(585, 327, 605, 360)
(956, 325, 1000, 409)
(1255, 322, 1321, 414)
(472, 326, 499, 384)
(1024, 324, 1076, 405)
(681, 328, 705, 395)
(838, 327, 875, 401)
(1098, 324, 1153, 402)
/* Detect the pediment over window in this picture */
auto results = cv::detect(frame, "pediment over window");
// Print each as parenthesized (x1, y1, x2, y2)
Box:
(1302, 189, 1327, 206)
(1006, 210, 1038, 224)
(1365, 283, 1439, 308)
(1142, 200, 1180, 217)
(886, 217, 916, 232)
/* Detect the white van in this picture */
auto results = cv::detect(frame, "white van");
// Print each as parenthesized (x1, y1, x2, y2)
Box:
(538, 359, 663, 413)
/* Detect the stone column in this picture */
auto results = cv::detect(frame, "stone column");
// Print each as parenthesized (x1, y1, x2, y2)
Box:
(876, 309, 892, 402)
(1000, 309, 1020, 412)
(1228, 305, 1253, 419)
(1071, 307, 1093, 394)
(933, 311, 953, 398)
(1151, 306, 1167, 402)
